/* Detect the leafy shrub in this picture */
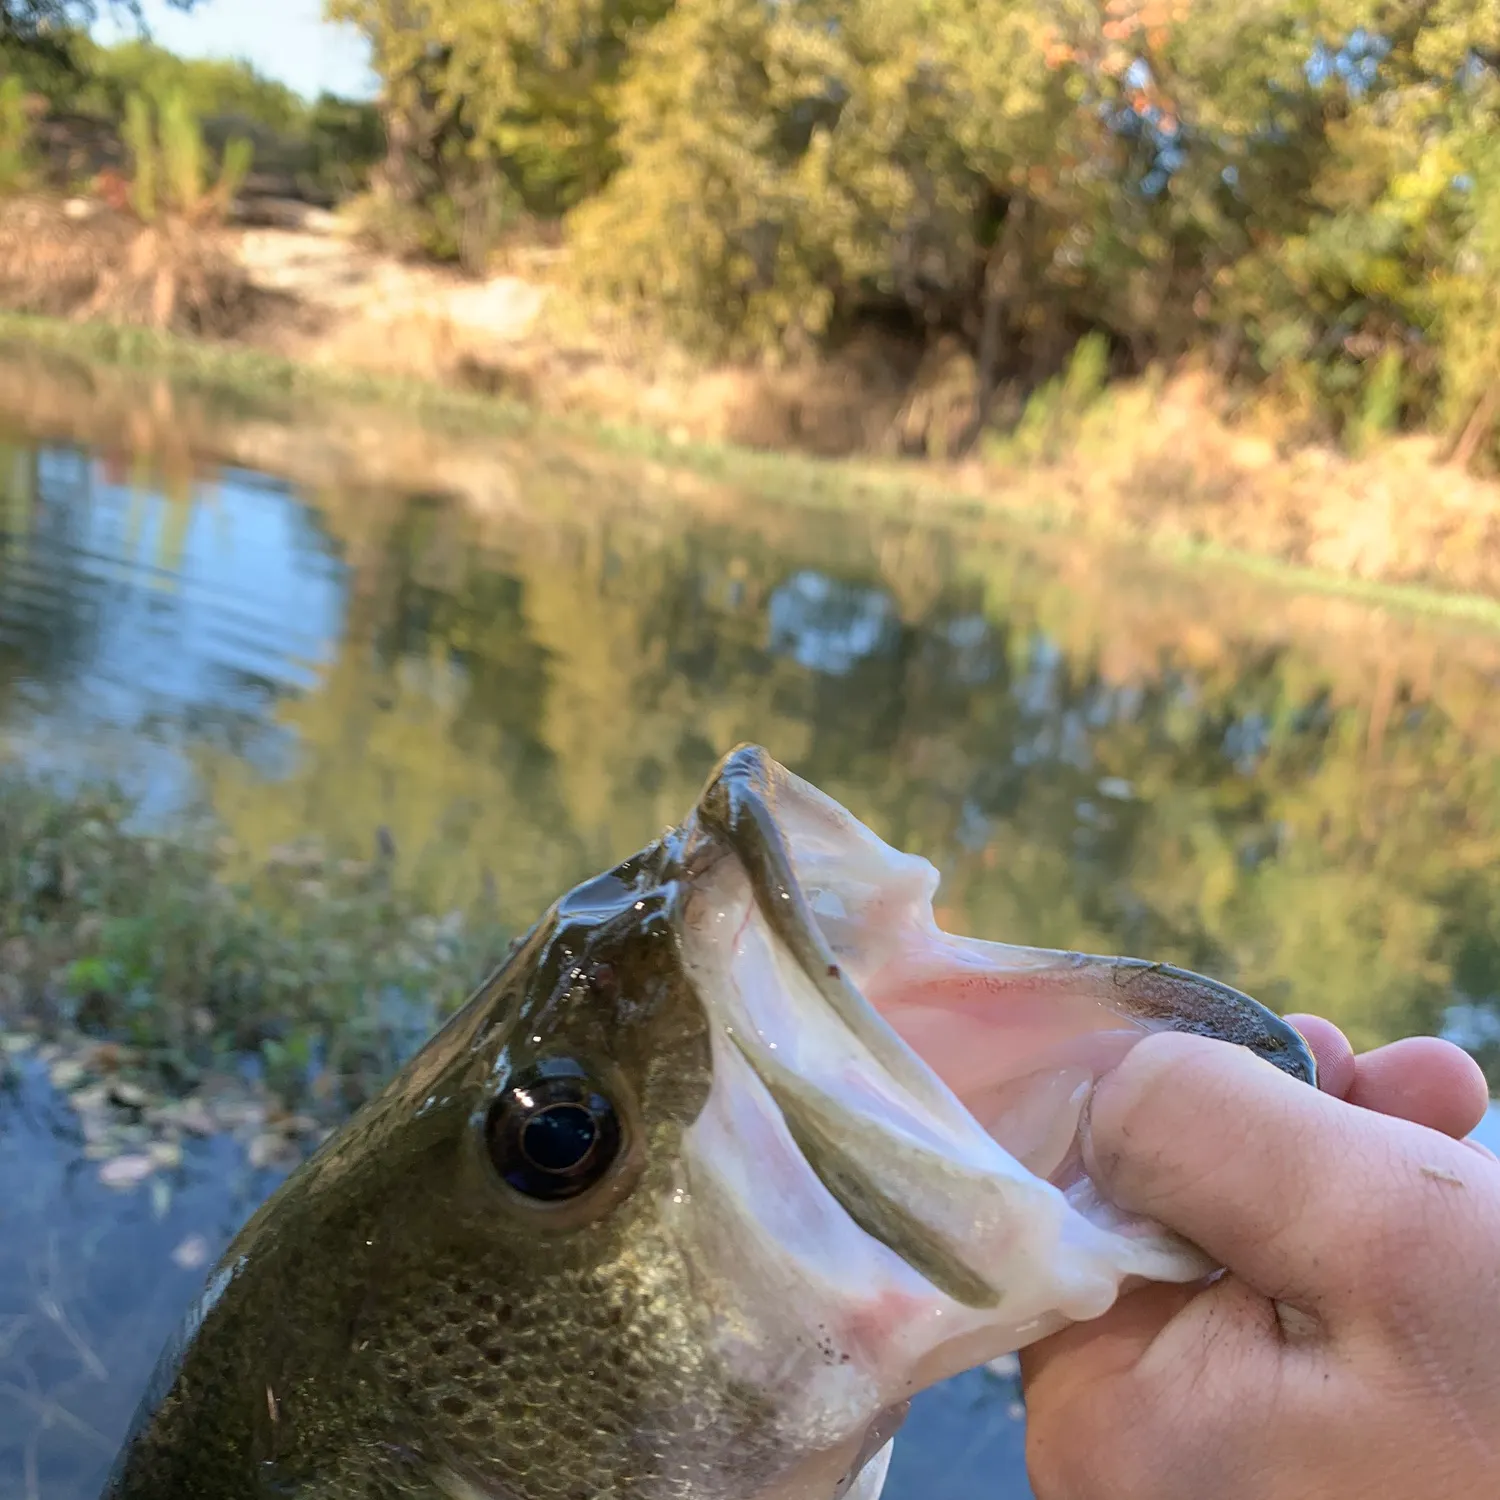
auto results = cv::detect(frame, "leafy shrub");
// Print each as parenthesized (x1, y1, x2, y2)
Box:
(0, 76, 37, 196)
(120, 87, 252, 226)
(0, 774, 507, 1111)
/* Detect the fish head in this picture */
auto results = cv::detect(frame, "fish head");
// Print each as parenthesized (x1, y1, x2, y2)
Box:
(104, 744, 1314, 1500)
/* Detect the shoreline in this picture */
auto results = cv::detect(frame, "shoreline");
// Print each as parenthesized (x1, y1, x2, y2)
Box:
(3, 309, 1500, 634)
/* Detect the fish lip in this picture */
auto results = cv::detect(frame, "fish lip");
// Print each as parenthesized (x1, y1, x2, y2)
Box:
(686, 744, 975, 1119)
(691, 746, 1313, 1091)
(1075, 955, 1315, 1085)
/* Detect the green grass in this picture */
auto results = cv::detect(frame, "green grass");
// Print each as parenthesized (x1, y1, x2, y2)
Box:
(0, 772, 510, 1114)
(0, 313, 539, 437)
(2, 309, 1499, 633)
(1155, 537, 1500, 631)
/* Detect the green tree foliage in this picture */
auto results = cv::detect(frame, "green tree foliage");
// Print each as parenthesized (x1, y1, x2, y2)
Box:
(1433, 133, 1500, 465)
(328, 0, 670, 266)
(567, 0, 861, 356)
(302, 91, 385, 197)
(1, 1, 198, 95)
(1, 0, 192, 44)
(342, 0, 1500, 467)
(5, 25, 384, 204)
(63, 36, 307, 131)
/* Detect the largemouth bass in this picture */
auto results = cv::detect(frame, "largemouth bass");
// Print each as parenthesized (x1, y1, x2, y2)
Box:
(102, 745, 1313, 1500)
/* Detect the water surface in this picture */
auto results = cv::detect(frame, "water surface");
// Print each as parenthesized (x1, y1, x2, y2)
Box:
(3, 363, 1500, 1497)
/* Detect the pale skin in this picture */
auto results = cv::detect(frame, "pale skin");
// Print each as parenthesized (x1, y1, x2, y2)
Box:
(1019, 1016, 1499, 1500)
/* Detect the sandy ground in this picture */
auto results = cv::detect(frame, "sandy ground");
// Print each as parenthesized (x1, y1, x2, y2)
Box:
(233, 213, 551, 372)
(219, 203, 934, 456)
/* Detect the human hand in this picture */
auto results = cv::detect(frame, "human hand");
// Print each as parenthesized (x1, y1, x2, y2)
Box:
(1019, 1015, 1499, 1500)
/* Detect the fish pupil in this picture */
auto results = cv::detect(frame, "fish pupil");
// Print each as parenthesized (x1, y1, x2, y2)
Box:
(486, 1066, 623, 1202)
(522, 1104, 599, 1173)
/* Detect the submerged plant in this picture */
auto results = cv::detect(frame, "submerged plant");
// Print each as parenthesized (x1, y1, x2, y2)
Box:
(0, 773, 509, 1113)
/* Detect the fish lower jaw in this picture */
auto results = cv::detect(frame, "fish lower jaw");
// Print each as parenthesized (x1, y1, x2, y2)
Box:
(674, 1027, 1134, 1427)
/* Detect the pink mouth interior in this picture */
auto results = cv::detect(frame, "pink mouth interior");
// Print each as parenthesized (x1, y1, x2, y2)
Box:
(858, 955, 1151, 1188)
(768, 780, 1161, 1193)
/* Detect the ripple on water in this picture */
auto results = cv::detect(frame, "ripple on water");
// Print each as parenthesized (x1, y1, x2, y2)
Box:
(0, 1059, 291, 1499)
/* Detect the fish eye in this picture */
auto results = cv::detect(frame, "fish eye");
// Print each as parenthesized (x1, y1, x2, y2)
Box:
(485, 1063, 623, 1203)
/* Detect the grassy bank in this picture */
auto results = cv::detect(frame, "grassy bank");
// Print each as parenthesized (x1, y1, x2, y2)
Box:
(0, 772, 510, 1179)
(5, 308, 1500, 634)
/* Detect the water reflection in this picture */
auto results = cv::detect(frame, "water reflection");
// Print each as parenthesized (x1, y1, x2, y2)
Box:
(0, 1057, 291, 1499)
(5, 426, 1500, 1081)
(0, 442, 343, 819)
(4, 392, 1500, 1496)
(766, 568, 902, 675)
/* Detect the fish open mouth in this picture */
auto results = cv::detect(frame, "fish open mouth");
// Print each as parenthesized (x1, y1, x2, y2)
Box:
(670, 746, 1314, 1449)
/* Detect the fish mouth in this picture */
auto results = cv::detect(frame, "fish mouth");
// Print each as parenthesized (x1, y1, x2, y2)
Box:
(673, 746, 1313, 1408)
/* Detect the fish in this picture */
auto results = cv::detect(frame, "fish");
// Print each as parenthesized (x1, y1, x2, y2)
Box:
(101, 744, 1314, 1500)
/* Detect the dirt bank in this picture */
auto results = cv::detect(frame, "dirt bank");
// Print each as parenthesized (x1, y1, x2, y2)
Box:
(4, 191, 1500, 601)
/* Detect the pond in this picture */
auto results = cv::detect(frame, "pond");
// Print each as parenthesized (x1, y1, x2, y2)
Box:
(1, 353, 1499, 1499)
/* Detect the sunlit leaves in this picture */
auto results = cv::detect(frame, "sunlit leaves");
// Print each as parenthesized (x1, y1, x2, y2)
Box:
(335, 0, 1500, 459)
(327, 0, 671, 215)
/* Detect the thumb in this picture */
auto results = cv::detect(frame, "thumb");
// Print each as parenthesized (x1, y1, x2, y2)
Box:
(1081, 1030, 1446, 1316)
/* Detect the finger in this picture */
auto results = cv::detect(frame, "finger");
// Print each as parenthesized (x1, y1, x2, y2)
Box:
(1283, 1014, 1354, 1099)
(1346, 1036, 1489, 1139)
(1080, 1030, 1449, 1312)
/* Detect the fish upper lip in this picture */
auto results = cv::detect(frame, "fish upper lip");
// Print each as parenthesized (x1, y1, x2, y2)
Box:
(688, 745, 998, 1123)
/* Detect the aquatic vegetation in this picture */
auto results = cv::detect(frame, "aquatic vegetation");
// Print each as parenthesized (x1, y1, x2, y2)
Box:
(0, 773, 509, 1119)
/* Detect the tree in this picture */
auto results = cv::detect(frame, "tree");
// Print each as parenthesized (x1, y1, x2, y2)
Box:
(566, 0, 863, 358)
(2, 0, 198, 45)
(328, 0, 671, 268)
(1, 0, 202, 96)
(338, 0, 1500, 468)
